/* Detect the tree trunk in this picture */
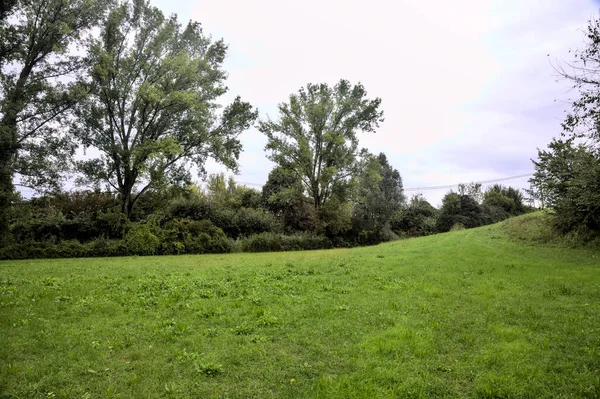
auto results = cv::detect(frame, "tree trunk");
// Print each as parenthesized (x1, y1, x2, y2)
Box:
(0, 111, 19, 241)
(0, 137, 15, 242)
(0, 65, 35, 240)
(121, 190, 135, 219)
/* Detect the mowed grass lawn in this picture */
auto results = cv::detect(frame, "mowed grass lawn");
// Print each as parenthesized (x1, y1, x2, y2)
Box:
(1, 215, 600, 398)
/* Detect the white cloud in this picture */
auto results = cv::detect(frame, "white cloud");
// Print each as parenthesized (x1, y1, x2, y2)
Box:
(151, 0, 600, 205)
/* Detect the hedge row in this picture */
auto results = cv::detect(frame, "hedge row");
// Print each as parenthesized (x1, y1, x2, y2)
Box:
(0, 220, 342, 259)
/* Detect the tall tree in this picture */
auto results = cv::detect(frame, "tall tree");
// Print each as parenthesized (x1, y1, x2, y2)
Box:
(258, 80, 384, 212)
(72, 0, 257, 218)
(530, 15, 600, 232)
(0, 0, 110, 239)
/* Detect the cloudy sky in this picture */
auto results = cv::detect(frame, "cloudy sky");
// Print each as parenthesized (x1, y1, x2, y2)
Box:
(153, 0, 599, 205)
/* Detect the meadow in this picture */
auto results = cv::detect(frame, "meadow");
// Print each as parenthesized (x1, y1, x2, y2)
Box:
(1, 214, 599, 398)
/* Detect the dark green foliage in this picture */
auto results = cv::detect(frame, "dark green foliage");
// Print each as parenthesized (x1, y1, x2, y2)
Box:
(166, 191, 280, 239)
(353, 152, 405, 235)
(160, 219, 231, 255)
(263, 166, 316, 232)
(483, 184, 525, 215)
(436, 193, 484, 233)
(123, 223, 161, 256)
(390, 195, 438, 237)
(168, 195, 212, 221)
(231, 207, 281, 238)
(8, 191, 126, 243)
(239, 232, 332, 252)
(529, 15, 600, 234)
(531, 139, 600, 232)
(481, 203, 510, 225)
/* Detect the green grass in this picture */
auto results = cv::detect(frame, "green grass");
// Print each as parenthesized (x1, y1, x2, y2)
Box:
(1, 214, 600, 398)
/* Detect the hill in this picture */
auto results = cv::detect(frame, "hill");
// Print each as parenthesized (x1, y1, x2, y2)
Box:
(1, 213, 599, 398)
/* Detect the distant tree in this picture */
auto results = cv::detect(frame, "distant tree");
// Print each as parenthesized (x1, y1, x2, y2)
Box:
(0, 0, 110, 239)
(354, 152, 405, 232)
(458, 182, 484, 204)
(258, 80, 384, 213)
(390, 194, 437, 237)
(73, 0, 257, 218)
(483, 184, 525, 215)
(436, 192, 483, 232)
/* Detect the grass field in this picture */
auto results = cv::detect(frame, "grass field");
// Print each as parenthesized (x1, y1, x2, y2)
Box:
(1, 213, 599, 398)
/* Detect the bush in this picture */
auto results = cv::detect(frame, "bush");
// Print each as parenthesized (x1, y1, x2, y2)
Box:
(239, 232, 332, 253)
(87, 237, 127, 257)
(124, 223, 161, 256)
(160, 219, 231, 255)
(450, 223, 465, 232)
(231, 208, 281, 238)
(390, 195, 438, 237)
(0, 242, 46, 260)
(45, 240, 88, 258)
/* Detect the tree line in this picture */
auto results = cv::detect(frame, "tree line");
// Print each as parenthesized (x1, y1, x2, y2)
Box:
(1, 0, 535, 259)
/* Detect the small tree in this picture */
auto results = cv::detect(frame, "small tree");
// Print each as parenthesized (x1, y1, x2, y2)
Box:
(73, 0, 257, 218)
(531, 139, 600, 231)
(258, 80, 384, 213)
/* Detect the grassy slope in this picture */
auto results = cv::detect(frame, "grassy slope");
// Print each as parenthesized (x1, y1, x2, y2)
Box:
(1, 214, 599, 398)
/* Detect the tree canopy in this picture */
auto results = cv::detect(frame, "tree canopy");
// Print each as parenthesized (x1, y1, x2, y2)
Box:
(258, 80, 384, 212)
(72, 0, 257, 217)
(0, 0, 110, 239)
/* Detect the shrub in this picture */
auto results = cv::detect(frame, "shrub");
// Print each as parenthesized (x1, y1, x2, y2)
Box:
(124, 223, 161, 255)
(0, 242, 46, 260)
(240, 232, 332, 253)
(436, 193, 483, 233)
(87, 237, 127, 257)
(390, 195, 438, 237)
(231, 208, 281, 238)
(160, 219, 231, 255)
(45, 240, 88, 258)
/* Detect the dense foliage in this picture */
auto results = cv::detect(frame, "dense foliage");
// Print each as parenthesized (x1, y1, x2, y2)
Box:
(73, 0, 257, 218)
(0, 175, 530, 259)
(0, 0, 112, 239)
(0, 0, 536, 259)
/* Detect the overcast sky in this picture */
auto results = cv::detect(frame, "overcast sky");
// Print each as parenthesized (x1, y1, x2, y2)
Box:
(153, 0, 599, 206)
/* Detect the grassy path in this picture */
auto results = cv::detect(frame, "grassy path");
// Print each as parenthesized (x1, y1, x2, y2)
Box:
(1, 217, 599, 398)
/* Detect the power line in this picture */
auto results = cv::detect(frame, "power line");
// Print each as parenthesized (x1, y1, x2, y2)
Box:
(403, 173, 533, 192)
(15, 173, 534, 196)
